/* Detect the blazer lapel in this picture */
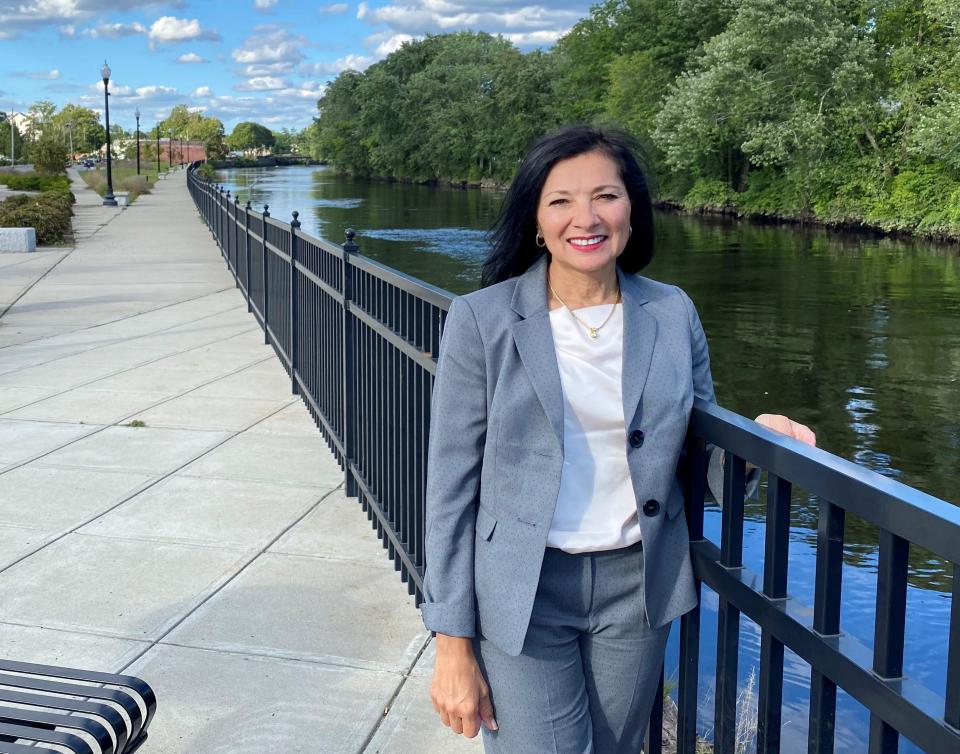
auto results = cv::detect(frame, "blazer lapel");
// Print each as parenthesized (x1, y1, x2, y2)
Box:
(619, 268, 658, 428)
(510, 256, 564, 449)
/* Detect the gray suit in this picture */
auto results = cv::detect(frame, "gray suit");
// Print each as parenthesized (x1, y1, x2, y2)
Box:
(422, 254, 713, 657)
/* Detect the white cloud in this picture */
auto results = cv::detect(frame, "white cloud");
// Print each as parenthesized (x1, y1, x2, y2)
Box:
(301, 54, 374, 76)
(242, 61, 296, 76)
(177, 52, 208, 63)
(357, 1, 579, 46)
(502, 29, 565, 47)
(0, 0, 186, 36)
(134, 85, 179, 99)
(200, 92, 323, 130)
(59, 24, 75, 36)
(23, 69, 61, 80)
(254, 0, 278, 8)
(235, 76, 288, 91)
(321, 3, 349, 12)
(372, 32, 413, 56)
(148, 16, 219, 45)
(193, 86, 213, 97)
(82, 21, 147, 38)
(231, 27, 306, 65)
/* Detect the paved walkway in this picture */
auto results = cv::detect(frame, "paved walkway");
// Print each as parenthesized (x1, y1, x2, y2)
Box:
(0, 169, 480, 753)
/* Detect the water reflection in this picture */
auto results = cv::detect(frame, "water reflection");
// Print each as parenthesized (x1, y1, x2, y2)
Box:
(219, 165, 960, 752)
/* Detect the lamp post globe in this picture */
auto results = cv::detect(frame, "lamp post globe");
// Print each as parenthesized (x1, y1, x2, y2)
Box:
(101, 61, 117, 207)
(135, 108, 141, 176)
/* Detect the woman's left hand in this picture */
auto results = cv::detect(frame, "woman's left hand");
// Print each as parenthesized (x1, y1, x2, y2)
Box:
(754, 414, 817, 446)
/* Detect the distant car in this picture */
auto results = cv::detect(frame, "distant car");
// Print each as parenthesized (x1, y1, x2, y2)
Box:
(81, 159, 95, 168)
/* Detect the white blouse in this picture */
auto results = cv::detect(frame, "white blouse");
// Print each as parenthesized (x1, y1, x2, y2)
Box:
(546, 303, 642, 553)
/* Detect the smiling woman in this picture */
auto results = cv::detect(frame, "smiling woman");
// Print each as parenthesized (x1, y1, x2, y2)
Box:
(421, 125, 815, 752)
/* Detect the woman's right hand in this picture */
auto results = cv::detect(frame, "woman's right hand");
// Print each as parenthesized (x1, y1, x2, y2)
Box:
(430, 634, 498, 738)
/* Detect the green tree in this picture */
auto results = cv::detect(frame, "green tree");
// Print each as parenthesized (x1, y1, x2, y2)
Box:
(51, 105, 104, 155)
(159, 104, 194, 138)
(0, 114, 24, 161)
(29, 132, 68, 174)
(227, 121, 275, 153)
(27, 100, 57, 137)
(653, 0, 878, 196)
(314, 71, 370, 171)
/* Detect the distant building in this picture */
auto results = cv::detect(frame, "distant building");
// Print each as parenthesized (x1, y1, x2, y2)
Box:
(6, 112, 33, 138)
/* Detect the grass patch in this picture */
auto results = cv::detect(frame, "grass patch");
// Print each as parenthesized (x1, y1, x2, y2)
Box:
(80, 162, 169, 203)
(124, 419, 146, 428)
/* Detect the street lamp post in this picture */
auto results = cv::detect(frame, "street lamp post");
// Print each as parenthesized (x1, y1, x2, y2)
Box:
(155, 125, 161, 175)
(101, 61, 117, 207)
(66, 121, 74, 163)
(179, 137, 184, 168)
(134, 108, 140, 176)
(169, 129, 175, 173)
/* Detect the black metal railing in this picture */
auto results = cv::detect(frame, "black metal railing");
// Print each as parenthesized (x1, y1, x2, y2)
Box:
(186, 165, 959, 754)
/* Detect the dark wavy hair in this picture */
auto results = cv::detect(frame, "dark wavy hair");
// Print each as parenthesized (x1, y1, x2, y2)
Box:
(480, 125, 655, 288)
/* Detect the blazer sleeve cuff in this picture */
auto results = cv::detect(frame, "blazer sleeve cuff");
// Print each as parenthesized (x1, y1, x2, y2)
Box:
(706, 446, 761, 507)
(420, 601, 477, 639)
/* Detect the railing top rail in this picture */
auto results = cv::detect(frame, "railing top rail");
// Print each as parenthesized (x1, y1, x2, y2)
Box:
(297, 230, 344, 260)
(349, 253, 454, 310)
(691, 399, 960, 560)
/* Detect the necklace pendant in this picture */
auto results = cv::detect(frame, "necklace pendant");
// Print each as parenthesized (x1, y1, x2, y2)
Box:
(589, 328, 598, 339)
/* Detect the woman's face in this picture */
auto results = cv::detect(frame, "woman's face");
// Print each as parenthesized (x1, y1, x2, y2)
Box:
(536, 150, 631, 281)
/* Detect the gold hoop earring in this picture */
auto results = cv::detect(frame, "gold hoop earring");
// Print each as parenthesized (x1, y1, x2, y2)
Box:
(535, 232, 546, 248)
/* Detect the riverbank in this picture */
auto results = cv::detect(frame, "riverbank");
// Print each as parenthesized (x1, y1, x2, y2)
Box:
(655, 200, 960, 245)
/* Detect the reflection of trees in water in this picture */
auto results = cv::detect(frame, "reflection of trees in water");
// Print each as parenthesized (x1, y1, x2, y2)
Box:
(655, 215, 960, 593)
(741, 489, 952, 593)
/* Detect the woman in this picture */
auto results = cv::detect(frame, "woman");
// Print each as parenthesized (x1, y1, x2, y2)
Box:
(421, 125, 814, 753)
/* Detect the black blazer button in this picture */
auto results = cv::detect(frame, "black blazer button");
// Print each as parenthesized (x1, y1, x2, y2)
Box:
(643, 499, 660, 517)
(629, 429, 645, 448)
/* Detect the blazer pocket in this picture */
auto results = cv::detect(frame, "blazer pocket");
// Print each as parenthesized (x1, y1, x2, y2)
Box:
(476, 505, 497, 541)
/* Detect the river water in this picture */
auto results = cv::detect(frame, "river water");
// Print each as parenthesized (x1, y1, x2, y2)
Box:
(220, 164, 959, 752)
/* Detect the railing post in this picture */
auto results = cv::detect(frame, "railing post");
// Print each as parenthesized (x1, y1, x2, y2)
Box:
(244, 201, 252, 313)
(290, 211, 301, 395)
(234, 195, 241, 288)
(226, 190, 234, 277)
(262, 204, 270, 346)
(342, 228, 358, 497)
(218, 186, 225, 256)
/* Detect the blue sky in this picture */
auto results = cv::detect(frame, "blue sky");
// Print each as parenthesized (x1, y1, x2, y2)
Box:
(0, 0, 590, 133)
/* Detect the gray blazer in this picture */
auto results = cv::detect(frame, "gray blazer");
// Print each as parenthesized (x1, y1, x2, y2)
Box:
(421, 255, 712, 657)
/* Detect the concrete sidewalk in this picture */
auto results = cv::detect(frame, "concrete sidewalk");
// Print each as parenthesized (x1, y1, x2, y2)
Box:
(0, 169, 479, 753)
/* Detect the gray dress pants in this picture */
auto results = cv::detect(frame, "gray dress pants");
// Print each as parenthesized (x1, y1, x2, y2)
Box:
(476, 541, 670, 754)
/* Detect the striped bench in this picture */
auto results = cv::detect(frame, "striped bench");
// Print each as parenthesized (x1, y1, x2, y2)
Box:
(0, 659, 156, 754)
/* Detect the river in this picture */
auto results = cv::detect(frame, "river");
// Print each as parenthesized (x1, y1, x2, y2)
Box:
(219, 164, 959, 753)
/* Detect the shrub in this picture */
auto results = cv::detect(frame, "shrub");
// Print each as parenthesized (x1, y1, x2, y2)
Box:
(29, 134, 69, 175)
(0, 173, 70, 192)
(195, 162, 219, 183)
(683, 178, 737, 211)
(120, 175, 152, 202)
(0, 192, 72, 244)
(82, 172, 107, 196)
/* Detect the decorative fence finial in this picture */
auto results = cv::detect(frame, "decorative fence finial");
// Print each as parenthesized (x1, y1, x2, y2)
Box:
(344, 228, 358, 254)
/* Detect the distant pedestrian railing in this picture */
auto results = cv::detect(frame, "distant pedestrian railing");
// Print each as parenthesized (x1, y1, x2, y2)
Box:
(186, 164, 959, 754)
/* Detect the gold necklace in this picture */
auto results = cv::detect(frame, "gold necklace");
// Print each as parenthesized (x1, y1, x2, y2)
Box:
(548, 280, 621, 339)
